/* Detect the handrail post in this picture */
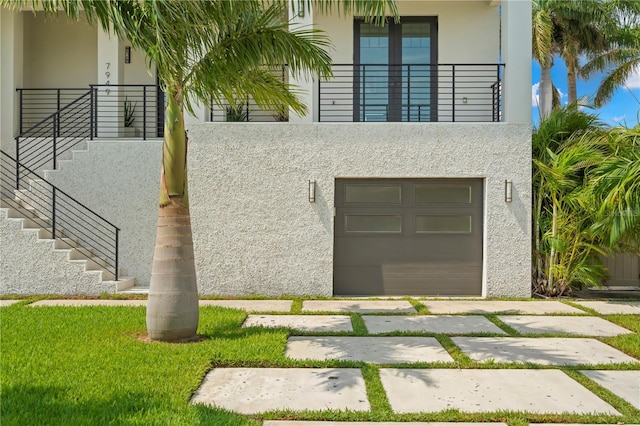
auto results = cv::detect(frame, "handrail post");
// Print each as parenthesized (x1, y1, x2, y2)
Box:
(52, 187, 56, 239)
(52, 116, 57, 170)
(90, 86, 94, 140)
(115, 228, 119, 281)
(246, 98, 250, 122)
(451, 65, 456, 123)
(15, 137, 20, 190)
(56, 89, 61, 137)
(407, 65, 411, 122)
(143, 86, 147, 140)
(18, 89, 23, 135)
(497, 64, 502, 122)
(317, 73, 321, 122)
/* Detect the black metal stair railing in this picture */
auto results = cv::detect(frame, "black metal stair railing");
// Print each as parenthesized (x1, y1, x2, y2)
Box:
(16, 89, 93, 174)
(1, 149, 120, 281)
(318, 63, 505, 122)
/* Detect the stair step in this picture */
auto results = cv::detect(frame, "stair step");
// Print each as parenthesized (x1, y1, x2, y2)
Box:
(117, 284, 148, 294)
(38, 227, 66, 239)
(55, 238, 80, 250)
(6, 207, 39, 219)
(1, 198, 19, 208)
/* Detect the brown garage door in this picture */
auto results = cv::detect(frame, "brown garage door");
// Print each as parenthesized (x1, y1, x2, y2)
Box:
(334, 178, 483, 296)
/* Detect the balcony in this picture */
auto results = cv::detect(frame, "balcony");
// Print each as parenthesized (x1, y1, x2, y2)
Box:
(318, 64, 504, 123)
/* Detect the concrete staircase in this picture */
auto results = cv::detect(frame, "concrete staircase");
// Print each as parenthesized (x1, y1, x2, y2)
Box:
(0, 193, 136, 294)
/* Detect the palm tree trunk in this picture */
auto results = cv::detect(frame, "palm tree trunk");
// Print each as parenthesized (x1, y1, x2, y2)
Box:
(567, 58, 578, 106)
(547, 201, 557, 291)
(539, 59, 554, 118)
(146, 90, 199, 342)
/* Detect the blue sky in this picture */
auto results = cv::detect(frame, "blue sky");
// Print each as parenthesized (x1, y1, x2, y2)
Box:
(531, 60, 640, 128)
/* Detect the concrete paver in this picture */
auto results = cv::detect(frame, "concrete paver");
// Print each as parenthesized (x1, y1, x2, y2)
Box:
(0, 300, 23, 307)
(580, 370, 640, 409)
(452, 337, 638, 365)
(379, 369, 620, 414)
(191, 368, 369, 414)
(573, 301, 640, 315)
(243, 315, 353, 332)
(286, 336, 454, 363)
(28, 299, 146, 307)
(265, 423, 506, 426)
(497, 315, 633, 336)
(199, 300, 292, 312)
(302, 300, 416, 313)
(423, 300, 584, 315)
(363, 315, 507, 335)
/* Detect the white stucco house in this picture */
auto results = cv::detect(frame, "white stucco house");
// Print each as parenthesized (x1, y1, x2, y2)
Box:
(0, 0, 541, 297)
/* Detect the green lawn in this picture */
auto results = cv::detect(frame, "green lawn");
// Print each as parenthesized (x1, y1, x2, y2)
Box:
(1, 300, 639, 425)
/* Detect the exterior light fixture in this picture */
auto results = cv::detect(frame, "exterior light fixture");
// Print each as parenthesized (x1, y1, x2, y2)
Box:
(505, 180, 512, 203)
(124, 46, 131, 64)
(309, 180, 316, 203)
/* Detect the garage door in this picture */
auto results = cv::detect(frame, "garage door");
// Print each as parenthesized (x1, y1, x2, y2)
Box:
(334, 178, 483, 296)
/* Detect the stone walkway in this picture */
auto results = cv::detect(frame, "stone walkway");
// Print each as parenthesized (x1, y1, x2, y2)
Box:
(3, 297, 639, 421)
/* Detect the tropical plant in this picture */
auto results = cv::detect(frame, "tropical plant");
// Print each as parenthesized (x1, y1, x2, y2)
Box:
(532, 106, 640, 296)
(1, 0, 397, 341)
(225, 103, 248, 122)
(582, 25, 640, 107)
(532, 0, 605, 116)
(123, 97, 136, 128)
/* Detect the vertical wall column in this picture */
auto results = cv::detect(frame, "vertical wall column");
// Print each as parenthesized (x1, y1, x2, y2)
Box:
(97, 27, 124, 138)
(501, 0, 532, 124)
(0, 9, 24, 153)
(289, 1, 315, 124)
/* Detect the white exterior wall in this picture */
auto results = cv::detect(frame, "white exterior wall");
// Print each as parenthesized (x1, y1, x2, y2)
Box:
(23, 12, 97, 88)
(315, 1, 498, 64)
(25, 122, 530, 297)
(0, 9, 23, 152)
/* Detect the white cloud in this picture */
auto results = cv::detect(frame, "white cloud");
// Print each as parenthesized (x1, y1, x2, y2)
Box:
(625, 66, 640, 89)
(612, 115, 626, 122)
(532, 82, 540, 107)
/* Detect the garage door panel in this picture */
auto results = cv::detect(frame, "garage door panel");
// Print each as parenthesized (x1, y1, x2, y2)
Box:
(334, 265, 482, 296)
(334, 178, 483, 296)
(335, 236, 480, 264)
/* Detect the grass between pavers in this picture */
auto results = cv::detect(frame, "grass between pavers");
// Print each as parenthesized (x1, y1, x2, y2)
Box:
(2, 302, 639, 425)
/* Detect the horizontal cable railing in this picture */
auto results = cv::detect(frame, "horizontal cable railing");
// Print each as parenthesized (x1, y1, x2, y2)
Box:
(1, 149, 120, 281)
(16, 90, 93, 174)
(17, 88, 92, 135)
(318, 63, 504, 123)
(209, 66, 289, 122)
(90, 84, 164, 139)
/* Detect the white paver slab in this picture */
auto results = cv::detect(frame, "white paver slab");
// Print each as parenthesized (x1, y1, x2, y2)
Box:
(452, 337, 638, 365)
(191, 368, 369, 414)
(573, 301, 640, 315)
(286, 336, 454, 363)
(199, 300, 292, 312)
(497, 315, 633, 336)
(0, 300, 23, 307)
(28, 299, 146, 307)
(302, 300, 416, 313)
(243, 315, 353, 332)
(379, 369, 619, 414)
(581, 370, 640, 409)
(423, 301, 584, 315)
(265, 422, 506, 426)
(363, 315, 506, 335)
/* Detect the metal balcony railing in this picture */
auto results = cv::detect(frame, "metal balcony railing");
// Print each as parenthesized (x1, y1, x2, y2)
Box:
(1, 149, 120, 281)
(318, 63, 504, 123)
(89, 84, 164, 139)
(208, 65, 289, 122)
(15, 85, 163, 174)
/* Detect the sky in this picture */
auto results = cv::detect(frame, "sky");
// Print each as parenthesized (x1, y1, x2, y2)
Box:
(531, 60, 640, 128)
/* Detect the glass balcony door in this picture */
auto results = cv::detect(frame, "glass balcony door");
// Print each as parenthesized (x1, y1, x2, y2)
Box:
(354, 17, 438, 122)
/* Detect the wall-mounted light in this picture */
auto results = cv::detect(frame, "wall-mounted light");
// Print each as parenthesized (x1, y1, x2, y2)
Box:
(308, 180, 316, 203)
(505, 180, 512, 203)
(124, 46, 131, 64)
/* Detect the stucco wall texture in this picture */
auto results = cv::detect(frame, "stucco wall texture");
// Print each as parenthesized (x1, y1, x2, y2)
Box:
(2, 123, 531, 297)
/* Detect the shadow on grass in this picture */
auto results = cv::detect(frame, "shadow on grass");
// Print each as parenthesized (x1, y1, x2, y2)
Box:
(1, 384, 257, 426)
